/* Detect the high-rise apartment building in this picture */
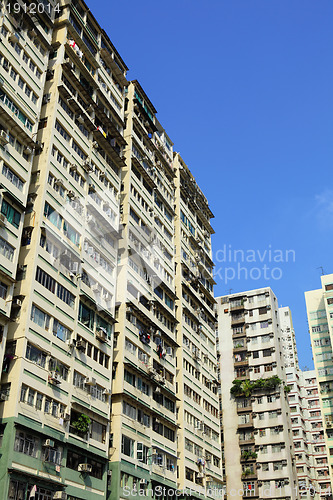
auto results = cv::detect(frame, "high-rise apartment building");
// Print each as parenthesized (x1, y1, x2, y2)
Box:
(281, 307, 332, 498)
(217, 288, 297, 500)
(305, 274, 333, 487)
(0, 1, 224, 499)
(279, 306, 298, 369)
(173, 154, 223, 497)
(279, 306, 332, 498)
(0, 0, 127, 498)
(0, 0, 55, 374)
(109, 79, 179, 498)
(303, 370, 332, 497)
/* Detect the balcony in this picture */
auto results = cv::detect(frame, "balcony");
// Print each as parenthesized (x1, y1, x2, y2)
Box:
(62, 61, 95, 106)
(238, 416, 254, 429)
(92, 128, 125, 166)
(239, 434, 255, 446)
(231, 313, 245, 326)
(230, 300, 245, 312)
(234, 354, 249, 367)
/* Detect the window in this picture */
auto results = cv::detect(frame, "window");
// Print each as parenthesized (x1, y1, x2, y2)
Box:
(57, 284, 75, 307)
(1, 199, 21, 228)
(72, 140, 87, 160)
(44, 202, 62, 229)
(137, 442, 149, 464)
(90, 420, 106, 443)
(55, 120, 70, 141)
(53, 320, 71, 342)
(14, 430, 38, 457)
(79, 302, 94, 329)
(63, 220, 80, 246)
(164, 426, 175, 442)
(42, 446, 62, 466)
(31, 304, 51, 330)
(8, 480, 26, 500)
(121, 435, 134, 457)
(2, 164, 24, 191)
(26, 343, 46, 368)
(123, 401, 137, 420)
(0, 236, 14, 261)
(36, 267, 56, 293)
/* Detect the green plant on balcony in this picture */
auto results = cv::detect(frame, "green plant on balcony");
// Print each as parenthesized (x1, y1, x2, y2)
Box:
(234, 343, 244, 349)
(242, 468, 252, 478)
(72, 413, 91, 435)
(241, 451, 257, 460)
(230, 376, 282, 397)
(284, 385, 291, 393)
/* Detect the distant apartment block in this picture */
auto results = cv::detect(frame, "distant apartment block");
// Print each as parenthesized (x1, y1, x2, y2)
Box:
(217, 288, 297, 500)
(306, 274, 333, 489)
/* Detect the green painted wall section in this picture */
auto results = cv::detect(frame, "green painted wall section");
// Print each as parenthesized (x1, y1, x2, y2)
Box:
(0, 417, 108, 499)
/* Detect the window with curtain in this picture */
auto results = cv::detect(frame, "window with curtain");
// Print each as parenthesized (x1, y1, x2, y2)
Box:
(44, 202, 62, 229)
(30, 304, 50, 330)
(78, 301, 94, 329)
(1, 199, 21, 228)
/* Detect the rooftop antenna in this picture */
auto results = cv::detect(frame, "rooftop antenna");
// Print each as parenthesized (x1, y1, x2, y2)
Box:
(227, 288, 233, 295)
(317, 266, 325, 275)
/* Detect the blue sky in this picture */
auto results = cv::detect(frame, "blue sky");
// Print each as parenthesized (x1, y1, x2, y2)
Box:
(91, 0, 333, 369)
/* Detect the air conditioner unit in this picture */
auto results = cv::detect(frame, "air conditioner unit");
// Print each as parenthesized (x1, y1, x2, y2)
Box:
(35, 141, 44, 152)
(0, 130, 9, 145)
(67, 190, 75, 199)
(86, 215, 95, 226)
(96, 328, 107, 342)
(9, 32, 19, 43)
(206, 476, 213, 483)
(92, 284, 101, 293)
(69, 261, 79, 273)
(166, 347, 173, 356)
(76, 339, 86, 351)
(82, 161, 93, 172)
(78, 463, 92, 473)
(24, 145, 33, 154)
(0, 393, 7, 400)
(197, 472, 204, 478)
(103, 388, 111, 396)
(12, 297, 22, 307)
(140, 479, 148, 485)
(54, 178, 65, 187)
(44, 439, 55, 448)
(66, 335, 76, 348)
(27, 195, 35, 207)
(43, 94, 51, 104)
(85, 376, 96, 386)
(76, 115, 85, 124)
(154, 386, 161, 394)
(61, 412, 70, 421)
(28, 28, 38, 38)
